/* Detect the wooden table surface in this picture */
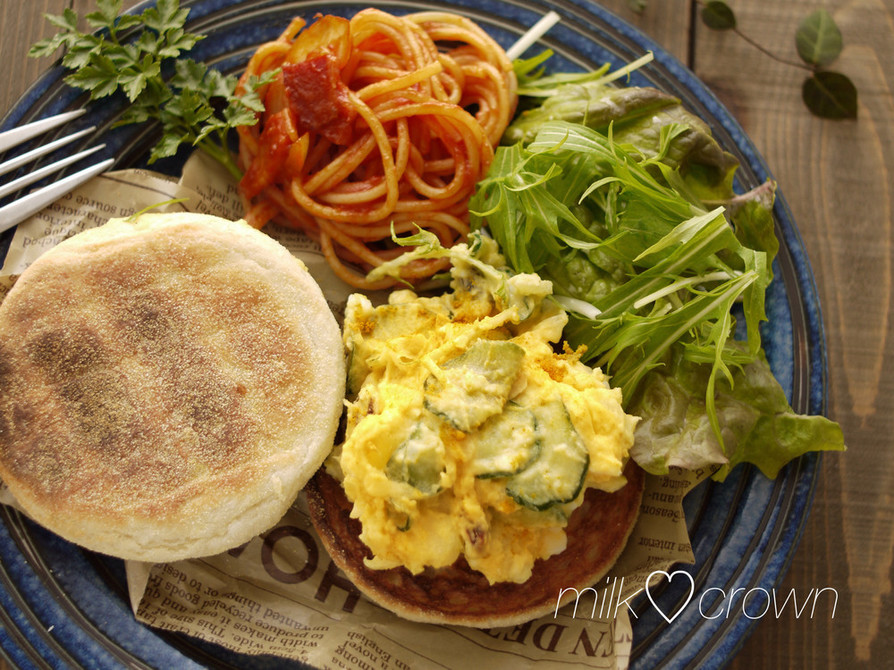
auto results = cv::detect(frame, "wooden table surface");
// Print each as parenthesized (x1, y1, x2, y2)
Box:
(1, 1, 892, 668)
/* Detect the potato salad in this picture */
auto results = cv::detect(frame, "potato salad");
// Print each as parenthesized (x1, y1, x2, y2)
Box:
(327, 236, 637, 584)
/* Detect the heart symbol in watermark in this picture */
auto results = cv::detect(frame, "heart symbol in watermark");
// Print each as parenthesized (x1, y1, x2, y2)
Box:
(644, 569, 695, 624)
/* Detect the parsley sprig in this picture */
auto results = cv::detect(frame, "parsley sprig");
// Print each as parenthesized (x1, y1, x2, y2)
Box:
(29, 0, 270, 179)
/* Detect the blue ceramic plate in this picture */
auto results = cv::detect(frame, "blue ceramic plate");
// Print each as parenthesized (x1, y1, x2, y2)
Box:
(0, 1, 826, 668)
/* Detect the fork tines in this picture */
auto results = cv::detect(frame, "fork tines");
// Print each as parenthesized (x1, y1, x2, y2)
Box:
(0, 110, 114, 235)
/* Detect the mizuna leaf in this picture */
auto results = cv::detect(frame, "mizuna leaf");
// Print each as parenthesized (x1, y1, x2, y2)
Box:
(472, 120, 772, 407)
(601, 271, 758, 404)
(479, 59, 845, 482)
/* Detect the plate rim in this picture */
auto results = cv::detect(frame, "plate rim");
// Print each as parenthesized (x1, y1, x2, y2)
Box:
(0, 1, 829, 668)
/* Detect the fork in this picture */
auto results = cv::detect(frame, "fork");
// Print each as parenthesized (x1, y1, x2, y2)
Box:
(0, 110, 115, 235)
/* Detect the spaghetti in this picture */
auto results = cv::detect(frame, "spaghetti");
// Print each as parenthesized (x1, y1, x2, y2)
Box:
(236, 9, 517, 289)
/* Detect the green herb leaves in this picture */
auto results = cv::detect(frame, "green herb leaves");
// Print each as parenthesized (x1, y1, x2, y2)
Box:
(470, 102, 844, 479)
(473, 121, 772, 406)
(29, 0, 268, 178)
(30, 0, 198, 100)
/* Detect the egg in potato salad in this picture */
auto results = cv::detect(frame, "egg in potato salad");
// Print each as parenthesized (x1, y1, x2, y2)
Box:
(327, 234, 638, 585)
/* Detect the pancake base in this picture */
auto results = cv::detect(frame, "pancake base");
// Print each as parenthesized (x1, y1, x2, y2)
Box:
(306, 462, 644, 627)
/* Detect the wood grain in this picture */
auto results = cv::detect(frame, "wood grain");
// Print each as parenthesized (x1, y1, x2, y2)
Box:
(2, 1, 892, 668)
(0, 0, 68, 115)
(691, 1, 894, 667)
(598, 0, 695, 63)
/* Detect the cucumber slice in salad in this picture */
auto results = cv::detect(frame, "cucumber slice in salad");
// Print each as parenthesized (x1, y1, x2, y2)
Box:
(424, 339, 524, 432)
(385, 422, 445, 495)
(506, 398, 589, 511)
(467, 403, 539, 478)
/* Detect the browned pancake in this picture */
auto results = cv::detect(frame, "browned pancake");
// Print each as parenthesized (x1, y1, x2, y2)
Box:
(305, 461, 644, 627)
(0, 213, 345, 562)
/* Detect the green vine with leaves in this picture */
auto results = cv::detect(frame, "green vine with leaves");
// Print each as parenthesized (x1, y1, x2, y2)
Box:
(630, 0, 858, 119)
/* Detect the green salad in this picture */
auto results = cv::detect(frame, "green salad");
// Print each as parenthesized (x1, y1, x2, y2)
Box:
(464, 53, 845, 481)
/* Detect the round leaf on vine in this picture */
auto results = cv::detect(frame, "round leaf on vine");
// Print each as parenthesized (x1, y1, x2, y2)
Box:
(796, 9, 843, 67)
(802, 71, 857, 119)
(701, 1, 737, 31)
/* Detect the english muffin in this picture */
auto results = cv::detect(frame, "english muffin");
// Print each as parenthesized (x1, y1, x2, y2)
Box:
(0, 212, 344, 562)
(304, 235, 644, 627)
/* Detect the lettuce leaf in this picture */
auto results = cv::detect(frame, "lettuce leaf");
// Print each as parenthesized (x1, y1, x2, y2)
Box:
(505, 77, 741, 204)
(630, 345, 845, 480)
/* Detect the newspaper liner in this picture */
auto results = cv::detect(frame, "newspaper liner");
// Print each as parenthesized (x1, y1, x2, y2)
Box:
(0, 152, 709, 670)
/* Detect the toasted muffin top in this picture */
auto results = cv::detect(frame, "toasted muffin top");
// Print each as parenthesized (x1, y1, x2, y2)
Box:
(0, 212, 344, 562)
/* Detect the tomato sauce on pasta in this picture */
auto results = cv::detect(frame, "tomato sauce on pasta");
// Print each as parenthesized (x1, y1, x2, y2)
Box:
(236, 9, 517, 289)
